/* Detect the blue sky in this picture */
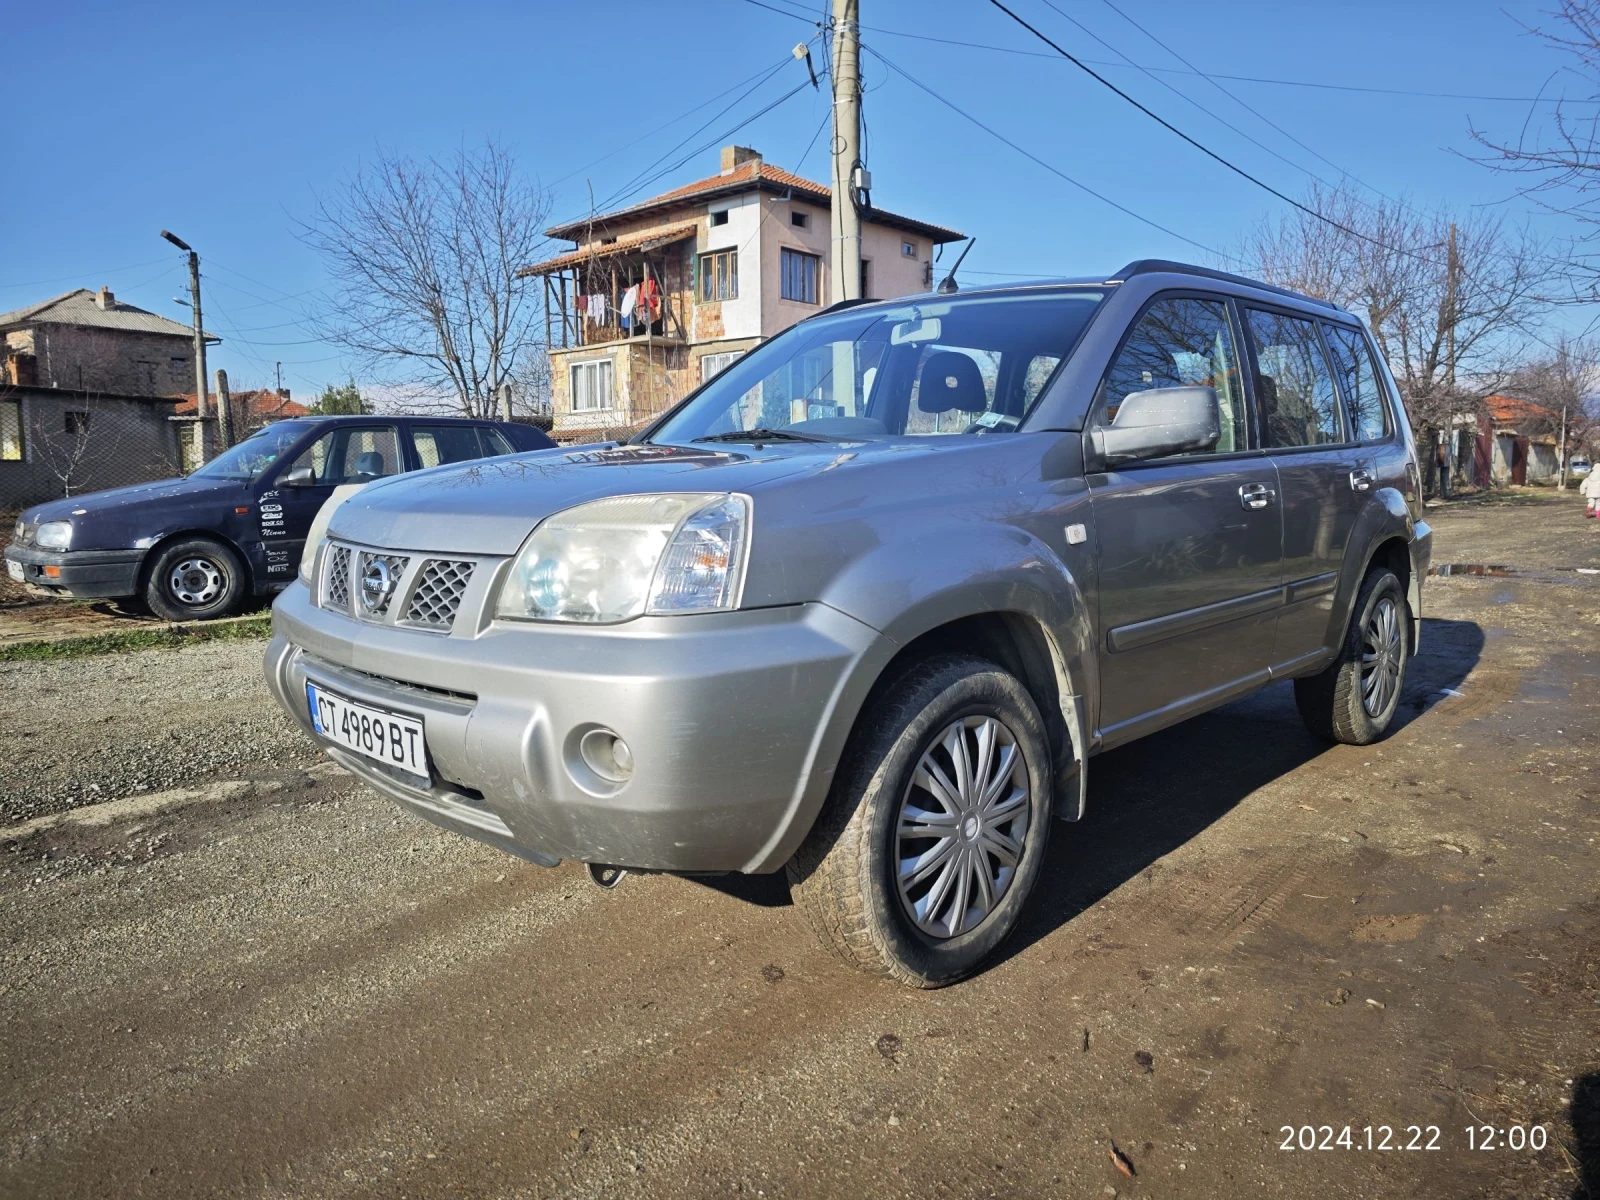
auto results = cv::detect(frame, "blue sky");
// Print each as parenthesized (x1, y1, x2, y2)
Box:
(6, 0, 1596, 397)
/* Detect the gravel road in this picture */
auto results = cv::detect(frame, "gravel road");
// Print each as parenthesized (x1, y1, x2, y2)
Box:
(2, 493, 1597, 1199)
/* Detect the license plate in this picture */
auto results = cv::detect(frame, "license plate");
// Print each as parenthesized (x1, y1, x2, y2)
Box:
(305, 682, 428, 780)
(6, 560, 21, 583)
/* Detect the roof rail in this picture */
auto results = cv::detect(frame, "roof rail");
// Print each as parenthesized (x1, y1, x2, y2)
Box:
(1110, 259, 1342, 312)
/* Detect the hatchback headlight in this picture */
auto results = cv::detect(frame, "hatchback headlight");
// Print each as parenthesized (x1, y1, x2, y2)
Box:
(34, 521, 72, 551)
(496, 493, 750, 623)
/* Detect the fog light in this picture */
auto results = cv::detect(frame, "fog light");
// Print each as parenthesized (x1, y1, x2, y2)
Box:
(578, 728, 633, 783)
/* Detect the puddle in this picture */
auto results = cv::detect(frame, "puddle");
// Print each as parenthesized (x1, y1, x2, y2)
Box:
(1430, 564, 1518, 576)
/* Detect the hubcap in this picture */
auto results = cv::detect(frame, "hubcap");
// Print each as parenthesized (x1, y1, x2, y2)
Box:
(1360, 595, 1404, 717)
(169, 557, 224, 606)
(894, 715, 1030, 940)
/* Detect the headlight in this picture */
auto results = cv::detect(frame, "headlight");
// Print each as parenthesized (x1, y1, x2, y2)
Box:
(34, 521, 72, 551)
(496, 493, 750, 623)
(298, 483, 368, 584)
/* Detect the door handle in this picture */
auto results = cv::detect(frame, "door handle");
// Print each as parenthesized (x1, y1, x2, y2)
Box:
(1350, 468, 1374, 493)
(1238, 482, 1276, 510)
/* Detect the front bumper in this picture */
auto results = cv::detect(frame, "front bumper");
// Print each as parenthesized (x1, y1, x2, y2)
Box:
(265, 581, 892, 874)
(3, 544, 145, 598)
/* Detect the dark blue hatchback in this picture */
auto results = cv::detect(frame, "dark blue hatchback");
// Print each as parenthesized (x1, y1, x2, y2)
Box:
(5, 414, 554, 620)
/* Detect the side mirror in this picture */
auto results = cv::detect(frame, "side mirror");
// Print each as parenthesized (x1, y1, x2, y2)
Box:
(1093, 386, 1221, 466)
(280, 465, 317, 487)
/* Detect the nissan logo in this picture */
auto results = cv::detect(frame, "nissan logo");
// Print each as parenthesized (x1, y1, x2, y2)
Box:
(360, 557, 396, 611)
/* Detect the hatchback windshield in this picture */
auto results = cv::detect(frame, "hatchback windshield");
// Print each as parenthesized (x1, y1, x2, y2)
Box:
(650, 290, 1106, 445)
(190, 421, 311, 481)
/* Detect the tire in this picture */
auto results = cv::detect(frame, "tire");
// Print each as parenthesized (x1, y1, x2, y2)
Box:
(1294, 567, 1408, 745)
(143, 538, 248, 622)
(786, 653, 1054, 988)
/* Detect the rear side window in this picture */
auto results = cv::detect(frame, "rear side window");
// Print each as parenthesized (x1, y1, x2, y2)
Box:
(480, 427, 515, 456)
(1100, 296, 1248, 454)
(285, 426, 402, 484)
(413, 424, 487, 468)
(1323, 324, 1392, 442)
(1242, 308, 1346, 448)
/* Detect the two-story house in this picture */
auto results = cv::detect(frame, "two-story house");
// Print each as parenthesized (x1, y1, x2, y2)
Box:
(0, 287, 217, 506)
(522, 145, 963, 440)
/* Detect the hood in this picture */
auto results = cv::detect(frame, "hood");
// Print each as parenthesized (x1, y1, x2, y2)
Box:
(328, 441, 871, 555)
(20, 475, 245, 549)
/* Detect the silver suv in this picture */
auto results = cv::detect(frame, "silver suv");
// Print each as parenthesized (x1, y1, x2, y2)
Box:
(264, 261, 1431, 987)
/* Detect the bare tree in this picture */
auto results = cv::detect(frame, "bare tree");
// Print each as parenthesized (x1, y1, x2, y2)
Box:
(1468, 0, 1600, 295)
(1241, 184, 1553, 494)
(303, 141, 553, 419)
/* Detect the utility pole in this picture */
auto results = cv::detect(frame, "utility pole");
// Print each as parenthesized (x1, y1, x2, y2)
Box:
(1442, 222, 1459, 497)
(1559, 402, 1570, 491)
(161, 230, 209, 466)
(215, 367, 233, 450)
(829, 0, 862, 305)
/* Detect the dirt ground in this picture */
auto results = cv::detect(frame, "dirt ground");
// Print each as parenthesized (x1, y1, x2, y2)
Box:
(2, 492, 1596, 1199)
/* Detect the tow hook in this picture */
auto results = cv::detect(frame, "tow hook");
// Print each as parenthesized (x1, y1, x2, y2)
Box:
(586, 863, 629, 890)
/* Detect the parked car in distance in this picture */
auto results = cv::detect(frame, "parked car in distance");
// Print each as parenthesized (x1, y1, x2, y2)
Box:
(1570, 455, 1592, 479)
(6, 415, 553, 620)
(265, 261, 1431, 987)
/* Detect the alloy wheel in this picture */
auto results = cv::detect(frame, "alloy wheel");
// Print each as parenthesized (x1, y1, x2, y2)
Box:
(894, 714, 1031, 939)
(1360, 595, 1403, 717)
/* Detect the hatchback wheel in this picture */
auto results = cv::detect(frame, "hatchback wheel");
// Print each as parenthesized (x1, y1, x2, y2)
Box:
(787, 653, 1053, 988)
(1294, 566, 1408, 745)
(144, 537, 247, 621)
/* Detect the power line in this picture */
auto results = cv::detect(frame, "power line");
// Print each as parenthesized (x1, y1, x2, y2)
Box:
(1091, 0, 1407, 216)
(862, 44, 1230, 261)
(589, 58, 799, 215)
(547, 53, 801, 190)
(1036, 0, 1360, 207)
(984, 0, 1443, 268)
(735, 0, 818, 22)
(852, 22, 1600, 105)
(592, 75, 815, 218)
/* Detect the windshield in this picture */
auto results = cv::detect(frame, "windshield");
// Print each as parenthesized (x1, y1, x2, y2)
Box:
(651, 290, 1106, 445)
(189, 421, 312, 481)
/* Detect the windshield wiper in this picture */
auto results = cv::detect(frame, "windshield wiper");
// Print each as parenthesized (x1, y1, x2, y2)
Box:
(692, 428, 836, 445)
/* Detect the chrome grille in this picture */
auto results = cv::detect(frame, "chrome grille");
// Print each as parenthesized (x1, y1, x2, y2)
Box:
(356, 552, 410, 617)
(324, 545, 353, 611)
(403, 559, 475, 630)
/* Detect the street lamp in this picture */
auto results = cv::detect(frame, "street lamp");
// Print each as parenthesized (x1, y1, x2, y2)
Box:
(160, 230, 211, 463)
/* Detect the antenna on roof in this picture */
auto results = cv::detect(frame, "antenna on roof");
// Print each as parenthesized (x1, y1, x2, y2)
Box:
(936, 238, 976, 295)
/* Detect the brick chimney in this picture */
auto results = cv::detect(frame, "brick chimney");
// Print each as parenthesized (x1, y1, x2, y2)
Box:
(720, 145, 762, 175)
(95, 286, 114, 311)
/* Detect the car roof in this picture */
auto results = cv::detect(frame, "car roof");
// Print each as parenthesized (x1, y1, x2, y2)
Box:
(816, 258, 1348, 321)
(273, 414, 498, 427)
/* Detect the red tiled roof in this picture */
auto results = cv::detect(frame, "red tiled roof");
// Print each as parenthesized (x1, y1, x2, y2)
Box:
(545, 158, 963, 244)
(173, 388, 308, 421)
(519, 221, 700, 277)
(1485, 394, 1557, 426)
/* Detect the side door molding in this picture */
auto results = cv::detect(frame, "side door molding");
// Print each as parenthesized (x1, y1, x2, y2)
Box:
(1107, 584, 1286, 653)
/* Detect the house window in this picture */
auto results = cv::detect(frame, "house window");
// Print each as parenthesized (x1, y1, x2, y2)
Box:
(1, 399, 22, 461)
(710, 209, 730, 227)
(701, 351, 744, 381)
(790, 211, 809, 229)
(781, 247, 820, 304)
(902, 241, 917, 258)
(859, 259, 871, 300)
(65, 410, 91, 436)
(699, 250, 738, 302)
(570, 359, 614, 412)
